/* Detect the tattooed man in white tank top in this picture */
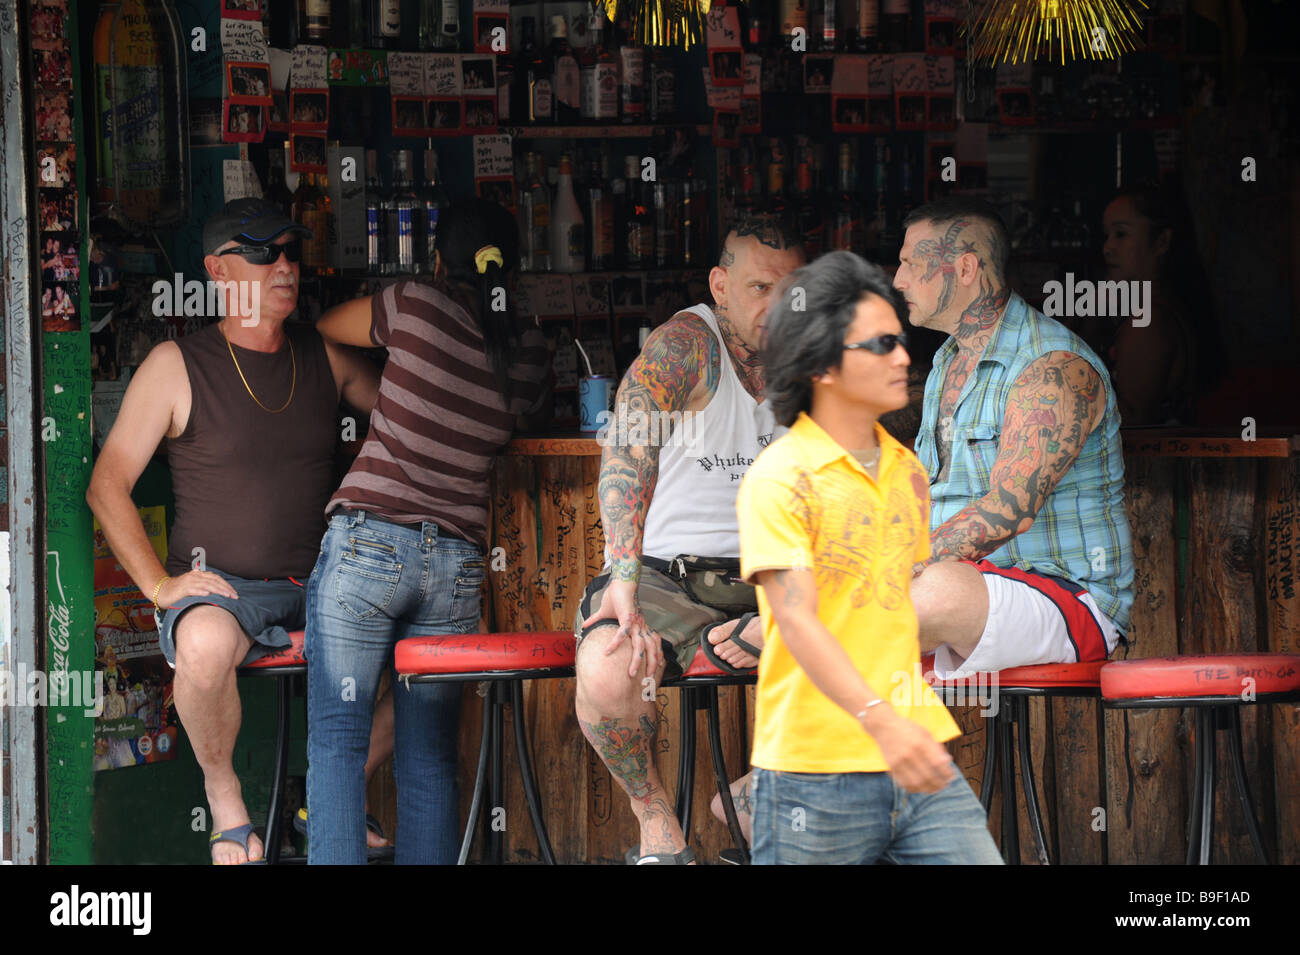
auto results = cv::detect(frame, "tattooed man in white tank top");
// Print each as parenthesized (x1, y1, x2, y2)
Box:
(574, 217, 805, 863)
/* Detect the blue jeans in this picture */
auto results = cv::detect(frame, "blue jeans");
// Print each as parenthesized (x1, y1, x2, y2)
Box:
(305, 509, 485, 865)
(750, 765, 1004, 865)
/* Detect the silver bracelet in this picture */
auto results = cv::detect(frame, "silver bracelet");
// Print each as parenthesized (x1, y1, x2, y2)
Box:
(855, 699, 886, 722)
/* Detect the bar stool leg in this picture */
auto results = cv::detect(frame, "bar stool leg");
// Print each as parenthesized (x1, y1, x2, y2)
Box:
(978, 715, 997, 813)
(509, 680, 558, 865)
(1223, 706, 1271, 864)
(674, 688, 697, 834)
(1187, 707, 1216, 865)
(997, 706, 1019, 863)
(1013, 696, 1051, 865)
(704, 687, 748, 862)
(488, 682, 505, 865)
(458, 690, 492, 865)
(264, 673, 291, 865)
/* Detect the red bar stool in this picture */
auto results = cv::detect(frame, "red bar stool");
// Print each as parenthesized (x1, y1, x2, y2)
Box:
(393, 631, 575, 865)
(1101, 653, 1300, 864)
(237, 629, 307, 865)
(660, 647, 757, 864)
(924, 654, 1106, 865)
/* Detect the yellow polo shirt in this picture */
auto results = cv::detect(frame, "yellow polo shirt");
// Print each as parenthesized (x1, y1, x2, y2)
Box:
(737, 412, 959, 773)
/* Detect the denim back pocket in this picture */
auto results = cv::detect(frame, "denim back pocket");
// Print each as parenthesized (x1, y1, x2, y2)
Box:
(333, 533, 403, 621)
(451, 555, 486, 628)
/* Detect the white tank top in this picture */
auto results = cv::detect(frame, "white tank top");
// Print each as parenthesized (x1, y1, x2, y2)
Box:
(639, 304, 778, 560)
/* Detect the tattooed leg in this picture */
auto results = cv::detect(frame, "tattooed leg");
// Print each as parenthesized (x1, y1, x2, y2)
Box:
(709, 771, 755, 844)
(575, 624, 687, 858)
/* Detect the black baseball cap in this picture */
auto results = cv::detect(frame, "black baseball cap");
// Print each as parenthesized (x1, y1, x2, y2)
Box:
(202, 197, 313, 256)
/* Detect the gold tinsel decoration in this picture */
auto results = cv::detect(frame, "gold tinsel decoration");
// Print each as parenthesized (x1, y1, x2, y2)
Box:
(969, 0, 1149, 65)
(593, 0, 718, 49)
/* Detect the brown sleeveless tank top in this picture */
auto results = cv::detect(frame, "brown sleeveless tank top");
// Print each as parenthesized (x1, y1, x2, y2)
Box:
(165, 322, 338, 579)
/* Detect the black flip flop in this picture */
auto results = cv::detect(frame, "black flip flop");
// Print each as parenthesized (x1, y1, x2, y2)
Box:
(625, 846, 697, 865)
(699, 612, 761, 674)
(294, 807, 395, 862)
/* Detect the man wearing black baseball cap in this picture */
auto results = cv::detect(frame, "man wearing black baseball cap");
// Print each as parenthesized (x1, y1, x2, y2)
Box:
(88, 198, 381, 864)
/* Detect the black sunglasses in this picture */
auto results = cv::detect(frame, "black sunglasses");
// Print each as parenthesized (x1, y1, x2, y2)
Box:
(843, 331, 908, 355)
(217, 239, 302, 265)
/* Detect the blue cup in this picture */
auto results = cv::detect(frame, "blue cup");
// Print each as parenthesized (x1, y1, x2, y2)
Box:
(579, 376, 614, 432)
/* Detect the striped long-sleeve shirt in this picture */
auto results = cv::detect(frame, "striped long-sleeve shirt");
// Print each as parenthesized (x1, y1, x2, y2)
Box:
(326, 280, 549, 550)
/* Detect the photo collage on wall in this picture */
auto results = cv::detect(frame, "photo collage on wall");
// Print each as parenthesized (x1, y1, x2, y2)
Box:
(32, 0, 80, 333)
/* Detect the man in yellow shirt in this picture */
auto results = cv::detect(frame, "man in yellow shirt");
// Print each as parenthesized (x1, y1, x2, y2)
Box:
(737, 251, 1002, 864)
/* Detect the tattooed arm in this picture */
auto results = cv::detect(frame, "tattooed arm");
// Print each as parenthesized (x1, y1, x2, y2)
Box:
(926, 351, 1105, 565)
(757, 568, 954, 793)
(582, 315, 719, 676)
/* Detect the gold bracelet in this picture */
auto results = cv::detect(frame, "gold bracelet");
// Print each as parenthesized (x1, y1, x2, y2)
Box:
(152, 575, 171, 609)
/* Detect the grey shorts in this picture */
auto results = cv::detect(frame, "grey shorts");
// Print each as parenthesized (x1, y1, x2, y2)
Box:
(154, 566, 306, 668)
(575, 560, 757, 677)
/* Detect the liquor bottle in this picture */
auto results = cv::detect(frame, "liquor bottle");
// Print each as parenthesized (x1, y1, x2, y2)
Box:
(371, 0, 401, 50)
(293, 172, 331, 275)
(881, 0, 908, 52)
(624, 155, 653, 267)
(439, 0, 459, 48)
(518, 153, 551, 272)
(870, 140, 891, 255)
(297, 0, 331, 43)
(551, 155, 586, 272)
(581, 13, 619, 122)
(587, 156, 616, 270)
(745, 0, 769, 48)
(550, 16, 581, 124)
(265, 147, 292, 215)
(653, 182, 678, 268)
(793, 138, 823, 259)
(649, 48, 676, 122)
(418, 149, 448, 274)
(418, 0, 443, 50)
(737, 148, 759, 217)
(779, 0, 808, 48)
(336, 0, 366, 47)
(617, 19, 645, 123)
(497, 58, 514, 123)
(364, 149, 384, 275)
(829, 143, 863, 252)
(526, 20, 554, 124)
(317, 170, 338, 277)
(383, 150, 417, 274)
(766, 136, 788, 216)
(854, 0, 879, 51)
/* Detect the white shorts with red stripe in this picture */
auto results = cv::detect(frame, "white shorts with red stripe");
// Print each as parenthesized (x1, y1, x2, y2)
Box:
(928, 560, 1123, 681)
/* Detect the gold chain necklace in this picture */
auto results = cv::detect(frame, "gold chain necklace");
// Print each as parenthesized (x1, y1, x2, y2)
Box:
(220, 325, 296, 414)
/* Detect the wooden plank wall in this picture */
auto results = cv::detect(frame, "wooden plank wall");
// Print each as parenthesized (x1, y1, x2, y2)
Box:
(367, 449, 1299, 864)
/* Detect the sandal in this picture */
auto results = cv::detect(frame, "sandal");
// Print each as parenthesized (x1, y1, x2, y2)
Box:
(699, 612, 761, 674)
(294, 807, 395, 862)
(209, 823, 267, 865)
(625, 846, 697, 865)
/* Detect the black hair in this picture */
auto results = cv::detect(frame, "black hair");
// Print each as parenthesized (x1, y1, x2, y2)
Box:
(719, 212, 806, 267)
(1109, 180, 1225, 393)
(433, 198, 523, 398)
(763, 251, 907, 427)
(902, 196, 1010, 282)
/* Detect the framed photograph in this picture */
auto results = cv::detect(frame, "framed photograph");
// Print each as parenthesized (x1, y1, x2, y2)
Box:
(463, 97, 497, 130)
(393, 97, 431, 135)
(35, 48, 73, 86)
(803, 55, 833, 93)
(40, 234, 79, 283)
(38, 190, 76, 231)
(268, 90, 291, 132)
(290, 132, 328, 172)
(925, 17, 957, 55)
(37, 143, 75, 188)
(35, 90, 72, 140)
(710, 50, 743, 87)
(996, 89, 1035, 125)
(290, 89, 329, 128)
(220, 0, 263, 19)
(223, 101, 265, 142)
(461, 55, 496, 93)
(42, 282, 80, 333)
(227, 62, 272, 101)
(474, 13, 509, 54)
(426, 98, 463, 135)
(831, 96, 869, 132)
(896, 92, 927, 129)
(30, 4, 67, 49)
(713, 108, 741, 147)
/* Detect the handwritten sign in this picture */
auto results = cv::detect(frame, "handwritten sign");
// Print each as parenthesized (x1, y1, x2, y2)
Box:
(833, 55, 870, 93)
(426, 54, 461, 96)
(996, 62, 1033, 89)
(290, 45, 330, 88)
(220, 18, 269, 65)
(743, 53, 762, 95)
(892, 54, 928, 92)
(927, 54, 955, 91)
(571, 275, 608, 316)
(473, 134, 512, 178)
(525, 274, 575, 317)
(222, 158, 262, 201)
(706, 4, 741, 49)
(387, 52, 426, 95)
(867, 54, 894, 94)
(711, 86, 742, 110)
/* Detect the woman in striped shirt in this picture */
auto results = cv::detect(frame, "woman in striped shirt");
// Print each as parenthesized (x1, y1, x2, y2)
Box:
(305, 199, 550, 864)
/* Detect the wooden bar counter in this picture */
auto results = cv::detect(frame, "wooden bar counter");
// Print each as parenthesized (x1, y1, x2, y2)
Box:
(427, 429, 1300, 864)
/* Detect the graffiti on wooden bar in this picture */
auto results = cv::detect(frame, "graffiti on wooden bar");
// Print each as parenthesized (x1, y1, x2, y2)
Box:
(1266, 466, 1296, 605)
